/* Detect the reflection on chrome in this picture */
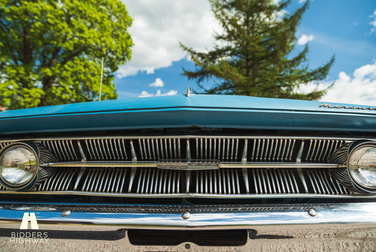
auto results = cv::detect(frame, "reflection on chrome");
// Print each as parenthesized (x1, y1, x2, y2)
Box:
(349, 144, 376, 190)
(0, 145, 38, 187)
(0, 203, 376, 229)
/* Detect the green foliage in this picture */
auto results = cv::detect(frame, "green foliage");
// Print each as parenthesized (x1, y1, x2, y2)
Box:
(180, 0, 335, 100)
(0, 0, 133, 109)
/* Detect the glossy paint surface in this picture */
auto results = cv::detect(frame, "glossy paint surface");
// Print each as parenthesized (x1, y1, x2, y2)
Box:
(0, 95, 376, 135)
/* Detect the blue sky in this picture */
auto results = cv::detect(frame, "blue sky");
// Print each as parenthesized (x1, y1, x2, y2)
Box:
(117, 0, 376, 105)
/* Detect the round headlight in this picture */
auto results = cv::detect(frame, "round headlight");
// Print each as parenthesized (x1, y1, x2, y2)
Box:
(0, 144, 39, 190)
(348, 143, 376, 191)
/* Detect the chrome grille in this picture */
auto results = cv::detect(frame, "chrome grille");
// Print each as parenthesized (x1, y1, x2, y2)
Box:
(135, 168, 181, 194)
(82, 168, 127, 193)
(36, 137, 347, 163)
(139, 138, 181, 160)
(0, 136, 356, 197)
(41, 140, 78, 161)
(194, 169, 241, 194)
(304, 140, 345, 162)
(248, 139, 296, 162)
(28, 167, 353, 196)
(85, 139, 129, 161)
(195, 138, 239, 161)
(305, 169, 350, 194)
(37, 168, 77, 191)
(249, 169, 300, 194)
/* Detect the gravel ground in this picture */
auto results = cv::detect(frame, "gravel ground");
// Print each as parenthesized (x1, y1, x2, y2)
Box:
(0, 223, 375, 251)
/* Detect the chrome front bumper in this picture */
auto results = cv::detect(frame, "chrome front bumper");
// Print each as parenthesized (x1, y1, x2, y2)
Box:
(1, 202, 376, 229)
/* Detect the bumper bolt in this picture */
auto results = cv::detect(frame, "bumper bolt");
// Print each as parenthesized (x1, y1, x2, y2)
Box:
(181, 211, 190, 220)
(308, 208, 317, 217)
(62, 210, 71, 218)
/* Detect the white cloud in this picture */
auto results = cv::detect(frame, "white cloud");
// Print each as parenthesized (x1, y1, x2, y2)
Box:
(117, 1, 222, 78)
(370, 10, 376, 33)
(149, 78, 164, 87)
(353, 63, 376, 79)
(139, 89, 178, 97)
(139, 91, 154, 97)
(297, 34, 315, 45)
(296, 62, 376, 106)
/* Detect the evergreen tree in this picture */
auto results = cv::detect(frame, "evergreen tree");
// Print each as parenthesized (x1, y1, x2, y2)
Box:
(180, 0, 335, 100)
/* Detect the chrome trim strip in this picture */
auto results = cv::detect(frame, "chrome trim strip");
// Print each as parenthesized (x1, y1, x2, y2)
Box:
(218, 162, 341, 168)
(0, 136, 362, 142)
(1, 203, 376, 229)
(39, 161, 343, 169)
(0, 190, 372, 198)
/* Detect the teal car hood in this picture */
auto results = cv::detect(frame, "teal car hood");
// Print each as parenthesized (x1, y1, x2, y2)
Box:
(0, 95, 376, 135)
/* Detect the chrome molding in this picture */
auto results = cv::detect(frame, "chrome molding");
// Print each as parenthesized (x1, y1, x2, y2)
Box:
(0, 190, 373, 198)
(319, 102, 376, 111)
(0, 135, 364, 141)
(41, 161, 158, 168)
(1, 203, 376, 229)
(40, 161, 343, 169)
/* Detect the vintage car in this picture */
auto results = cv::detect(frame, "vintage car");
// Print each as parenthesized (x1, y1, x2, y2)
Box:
(0, 89, 375, 250)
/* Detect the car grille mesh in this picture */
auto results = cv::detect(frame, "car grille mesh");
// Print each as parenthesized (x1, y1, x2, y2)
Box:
(41, 140, 78, 161)
(139, 138, 181, 160)
(14, 167, 350, 196)
(33, 137, 347, 163)
(305, 169, 350, 194)
(250, 169, 299, 194)
(37, 168, 77, 191)
(82, 168, 127, 193)
(85, 139, 129, 160)
(0, 137, 352, 196)
(248, 139, 296, 162)
(136, 168, 181, 194)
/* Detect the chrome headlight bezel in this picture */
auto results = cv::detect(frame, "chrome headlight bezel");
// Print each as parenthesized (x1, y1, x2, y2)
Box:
(0, 142, 40, 190)
(347, 141, 376, 193)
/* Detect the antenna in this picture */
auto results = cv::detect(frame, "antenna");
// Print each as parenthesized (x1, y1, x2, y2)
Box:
(99, 57, 104, 101)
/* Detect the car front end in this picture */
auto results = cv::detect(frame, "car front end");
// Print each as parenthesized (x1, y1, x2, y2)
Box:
(0, 93, 376, 250)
